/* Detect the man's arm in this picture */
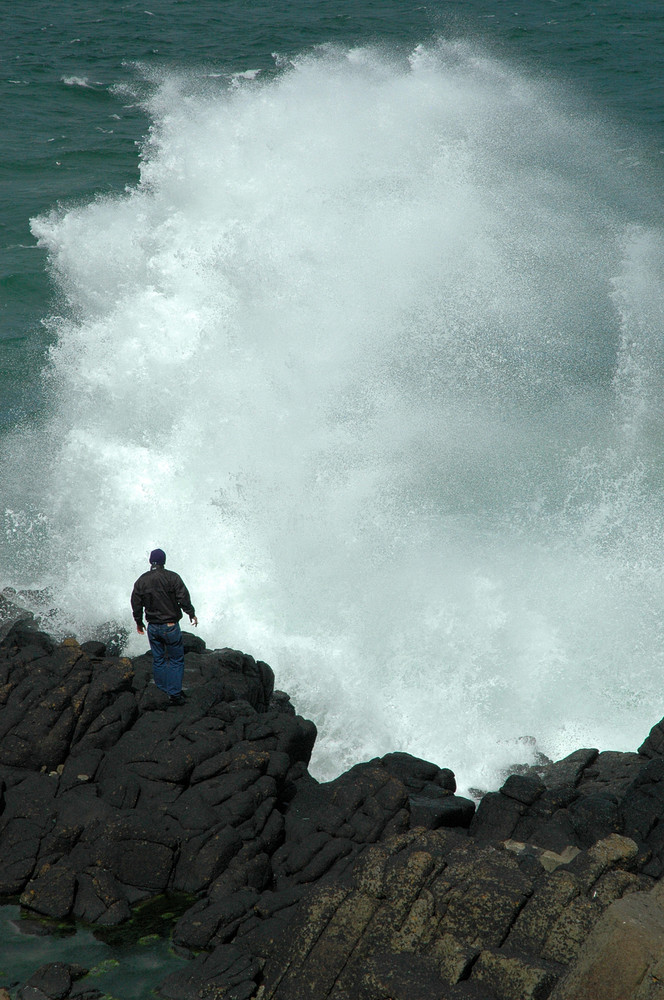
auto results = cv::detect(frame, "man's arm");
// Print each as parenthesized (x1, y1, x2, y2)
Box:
(130, 584, 146, 634)
(174, 574, 198, 627)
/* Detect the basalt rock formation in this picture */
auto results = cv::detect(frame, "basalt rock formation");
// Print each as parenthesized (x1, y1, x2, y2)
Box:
(2, 619, 664, 1000)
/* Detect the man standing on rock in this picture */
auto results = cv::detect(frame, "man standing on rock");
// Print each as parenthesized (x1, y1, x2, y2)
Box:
(131, 548, 198, 706)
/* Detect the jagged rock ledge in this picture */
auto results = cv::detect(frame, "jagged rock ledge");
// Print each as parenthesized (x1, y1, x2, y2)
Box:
(2, 621, 664, 1000)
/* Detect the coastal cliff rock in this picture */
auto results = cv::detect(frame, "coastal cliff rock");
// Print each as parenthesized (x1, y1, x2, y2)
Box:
(2, 620, 664, 999)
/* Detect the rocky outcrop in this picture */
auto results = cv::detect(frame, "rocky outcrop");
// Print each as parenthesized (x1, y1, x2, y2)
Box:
(0, 623, 315, 921)
(243, 830, 645, 1000)
(548, 879, 664, 1000)
(468, 733, 664, 878)
(16, 962, 94, 1000)
(3, 620, 664, 1000)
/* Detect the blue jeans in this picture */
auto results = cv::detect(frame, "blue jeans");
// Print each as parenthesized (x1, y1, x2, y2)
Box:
(147, 622, 184, 697)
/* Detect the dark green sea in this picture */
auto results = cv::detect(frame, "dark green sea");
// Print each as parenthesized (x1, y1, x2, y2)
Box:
(2, 1, 664, 991)
(4, 2, 664, 421)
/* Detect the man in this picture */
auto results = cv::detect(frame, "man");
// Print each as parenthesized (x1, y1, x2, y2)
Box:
(131, 548, 198, 705)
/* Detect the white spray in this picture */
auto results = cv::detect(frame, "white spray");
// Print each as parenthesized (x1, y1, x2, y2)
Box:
(4, 42, 664, 793)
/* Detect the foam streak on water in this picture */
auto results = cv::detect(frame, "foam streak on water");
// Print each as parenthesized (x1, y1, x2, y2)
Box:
(4, 42, 664, 792)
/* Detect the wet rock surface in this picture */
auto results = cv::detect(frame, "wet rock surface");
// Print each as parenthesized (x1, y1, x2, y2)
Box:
(3, 621, 664, 999)
(16, 961, 96, 1000)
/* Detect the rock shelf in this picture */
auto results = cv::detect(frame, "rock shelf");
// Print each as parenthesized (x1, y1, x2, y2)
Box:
(2, 621, 664, 1000)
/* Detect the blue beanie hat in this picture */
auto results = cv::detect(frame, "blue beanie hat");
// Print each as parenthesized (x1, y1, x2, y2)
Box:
(149, 548, 166, 565)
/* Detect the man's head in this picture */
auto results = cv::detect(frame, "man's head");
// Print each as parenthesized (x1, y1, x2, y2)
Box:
(149, 548, 166, 567)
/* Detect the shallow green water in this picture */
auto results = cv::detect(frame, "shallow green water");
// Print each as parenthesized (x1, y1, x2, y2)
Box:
(0, 903, 187, 998)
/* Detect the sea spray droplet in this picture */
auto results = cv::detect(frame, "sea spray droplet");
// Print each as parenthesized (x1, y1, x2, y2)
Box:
(4, 42, 664, 793)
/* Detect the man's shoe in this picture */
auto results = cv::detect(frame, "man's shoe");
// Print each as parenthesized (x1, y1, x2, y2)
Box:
(169, 693, 186, 706)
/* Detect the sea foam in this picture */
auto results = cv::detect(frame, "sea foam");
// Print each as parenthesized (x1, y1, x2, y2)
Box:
(61, 75, 95, 88)
(5, 41, 664, 792)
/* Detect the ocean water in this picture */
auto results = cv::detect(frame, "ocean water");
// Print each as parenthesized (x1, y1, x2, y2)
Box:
(3, 1, 664, 797)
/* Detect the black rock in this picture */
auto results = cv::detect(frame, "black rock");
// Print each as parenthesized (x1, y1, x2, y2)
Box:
(78, 641, 106, 657)
(6, 623, 664, 1000)
(500, 773, 546, 806)
(17, 962, 91, 1000)
(182, 630, 206, 654)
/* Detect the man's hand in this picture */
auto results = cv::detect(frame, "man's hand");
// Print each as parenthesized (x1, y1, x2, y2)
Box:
(137, 625, 145, 635)
(190, 616, 199, 628)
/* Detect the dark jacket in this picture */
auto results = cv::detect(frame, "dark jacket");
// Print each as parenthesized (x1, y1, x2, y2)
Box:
(131, 566, 196, 627)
